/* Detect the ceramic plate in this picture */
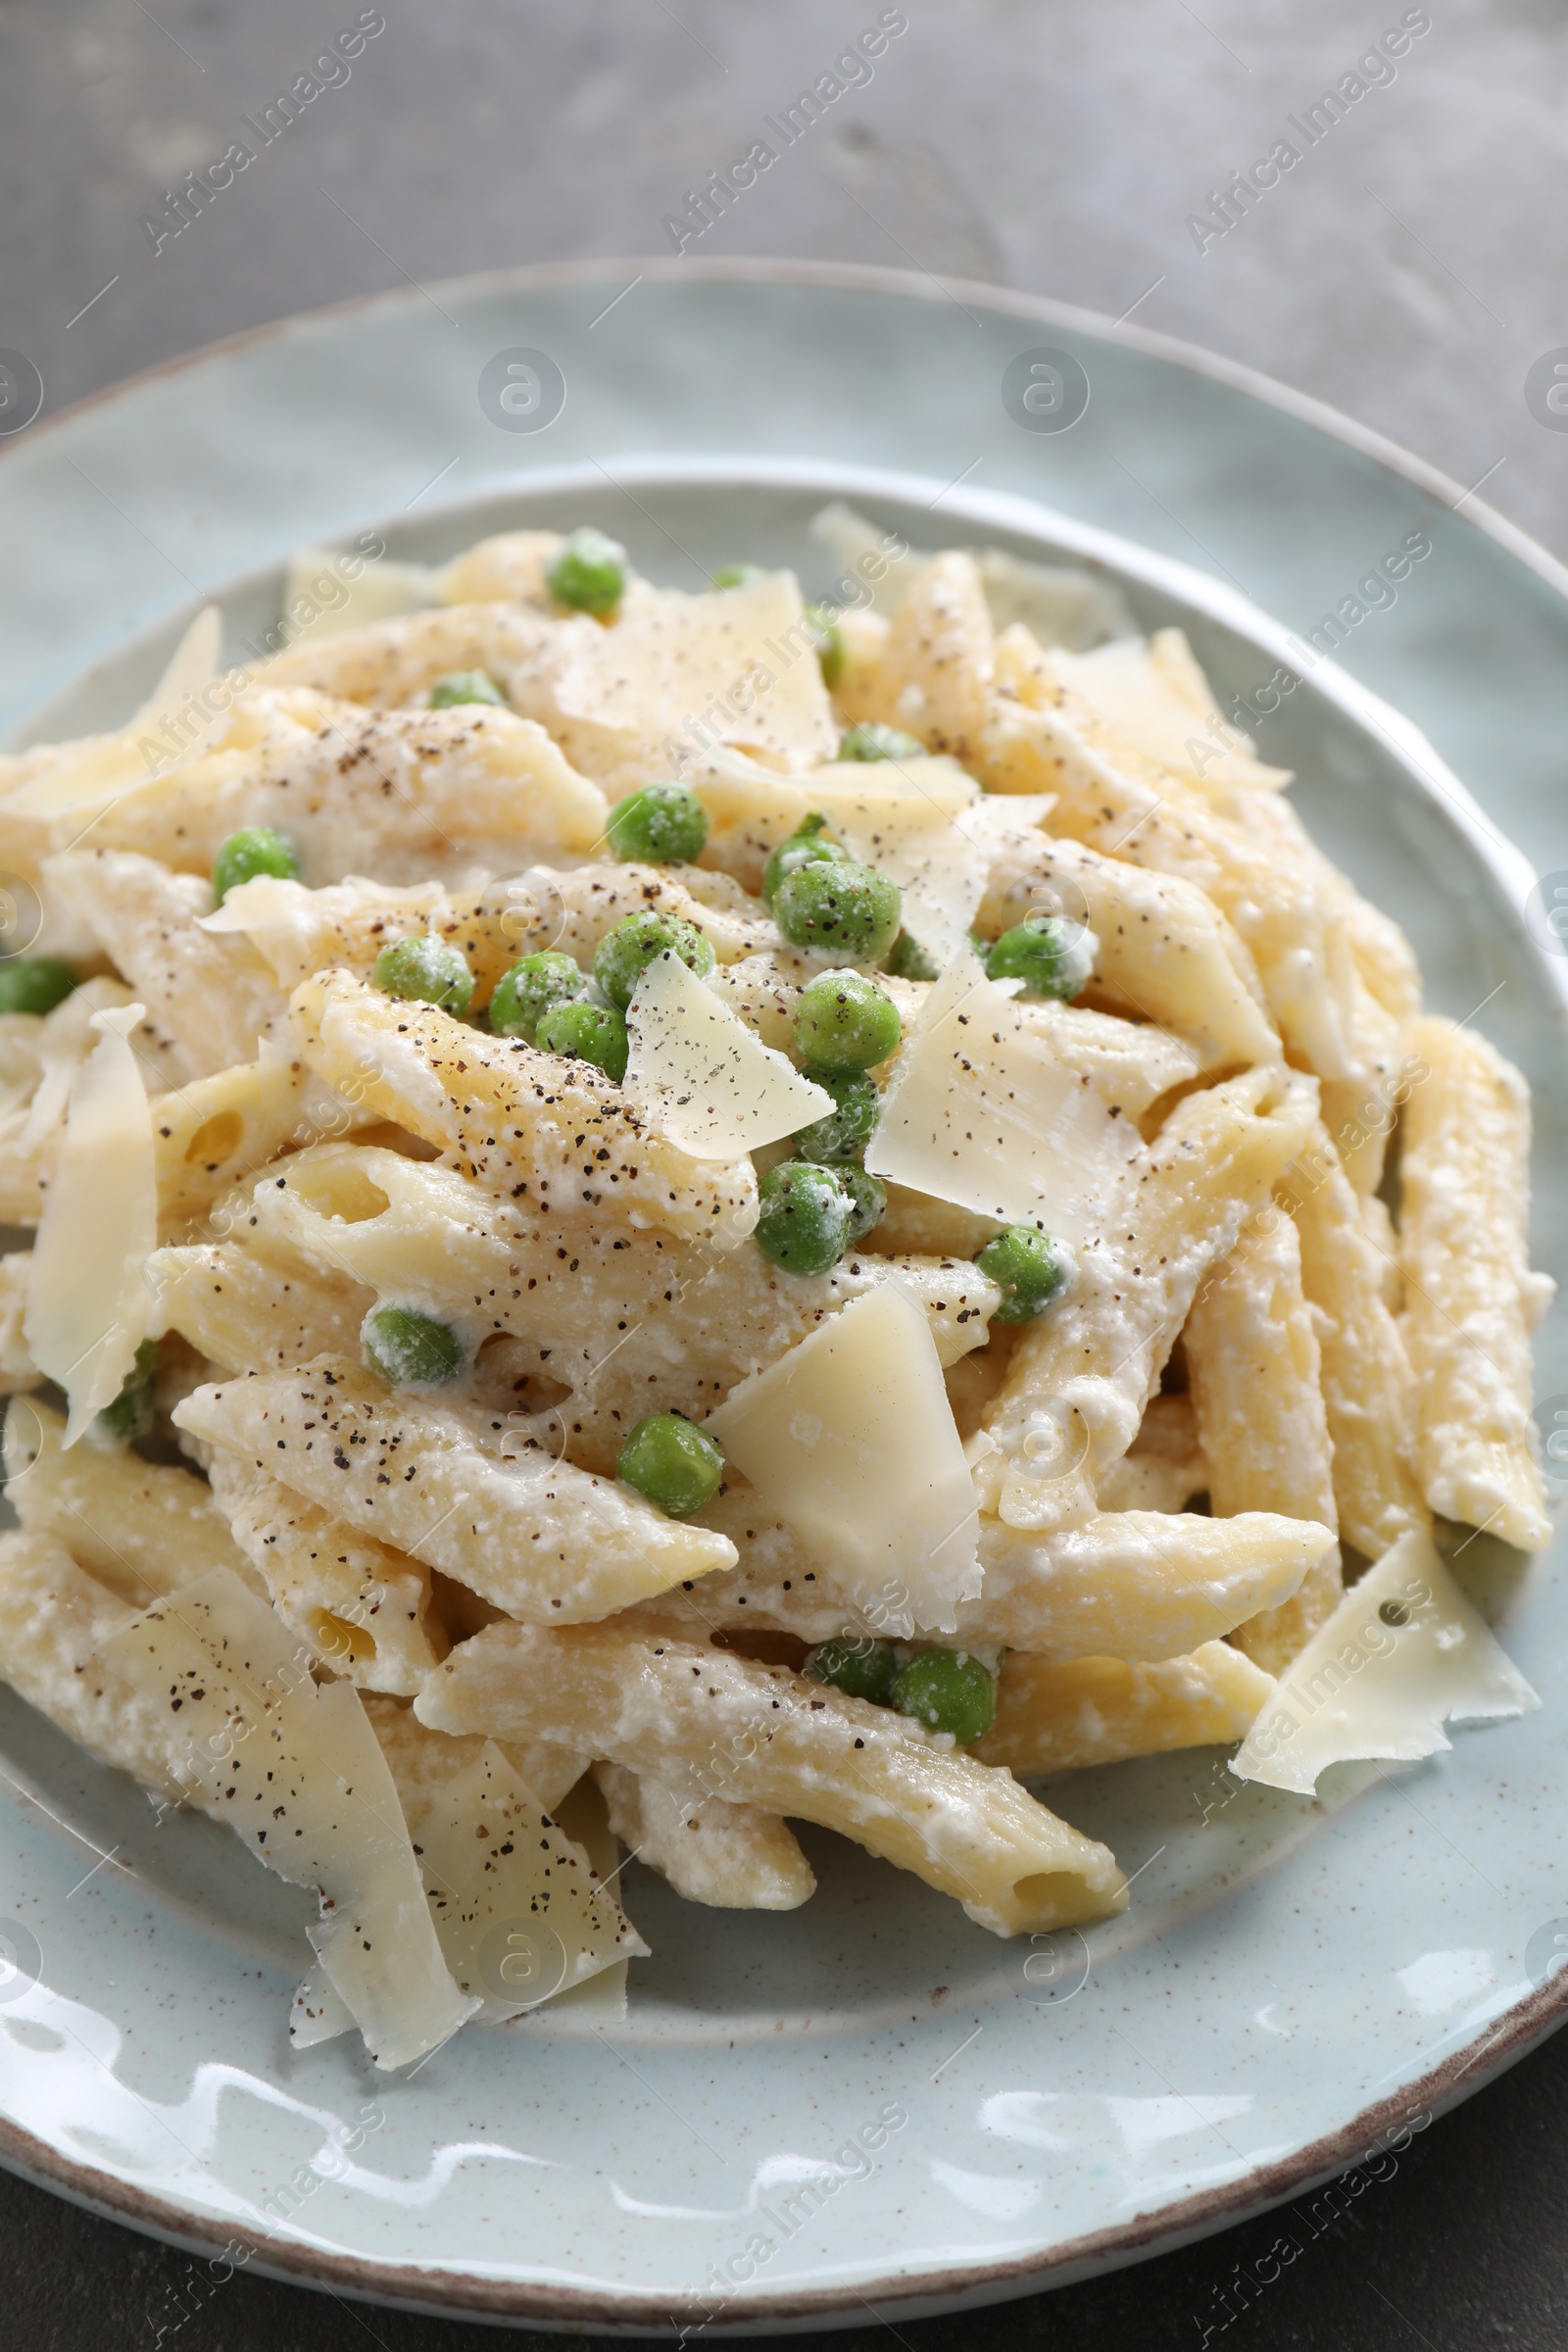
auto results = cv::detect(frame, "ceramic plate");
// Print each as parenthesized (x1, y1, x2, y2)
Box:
(0, 262, 1565, 2334)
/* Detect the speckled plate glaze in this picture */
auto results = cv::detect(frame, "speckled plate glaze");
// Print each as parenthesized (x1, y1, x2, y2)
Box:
(0, 263, 1566, 2336)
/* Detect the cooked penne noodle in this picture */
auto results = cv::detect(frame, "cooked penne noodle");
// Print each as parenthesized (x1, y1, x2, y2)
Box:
(627, 1488, 1326, 1660)
(1282, 1122, 1428, 1560)
(149, 1054, 365, 1223)
(416, 1618, 1129, 1935)
(46, 850, 287, 1077)
(978, 1065, 1318, 1528)
(6, 1396, 256, 1605)
(1096, 1393, 1209, 1515)
(290, 970, 759, 1247)
(147, 1235, 372, 1373)
(172, 1359, 739, 1618)
(975, 1642, 1275, 1778)
(976, 824, 1278, 1072)
(1398, 1017, 1553, 1550)
(263, 602, 562, 709)
(206, 1446, 448, 1695)
(1185, 1212, 1343, 1673)
(74, 699, 608, 887)
(595, 1762, 816, 1911)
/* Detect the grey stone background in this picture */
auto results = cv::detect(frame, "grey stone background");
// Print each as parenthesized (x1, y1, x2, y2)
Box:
(5, 0, 1568, 2346)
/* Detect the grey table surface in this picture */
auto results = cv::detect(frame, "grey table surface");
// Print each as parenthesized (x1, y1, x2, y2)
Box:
(3, 1, 1567, 2345)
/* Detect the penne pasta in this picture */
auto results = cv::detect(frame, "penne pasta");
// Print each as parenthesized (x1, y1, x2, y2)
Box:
(6, 1396, 256, 1606)
(172, 1359, 739, 1619)
(46, 850, 287, 1078)
(975, 1642, 1275, 1778)
(595, 1762, 816, 1911)
(416, 1617, 1129, 1936)
(1184, 1212, 1343, 1673)
(1282, 1122, 1428, 1561)
(74, 699, 609, 887)
(1398, 1017, 1553, 1550)
(362, 1693, 588, 1828)
(290, 969, 759, 1247)
(977, 1064, 1318, 1529)
(628, 1486, 1326, 1661)
(206, 1446, 449, 1695)
(147, 1234, 372, 1373)
(976, 813, 1279, 1073)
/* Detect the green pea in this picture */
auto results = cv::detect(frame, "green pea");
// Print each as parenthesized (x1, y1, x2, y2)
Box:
(362, 1303, 466, 1387)
(96, 1337, 159, 1445)
(884, 930, 940, 983)
(534, 1000, 630, 1084)
(754, 1160, 850, 1276)
(616, 1412, 724, 1518)
(837, 721, 926, 762)
(892, 1648, 997, 1743)
(976, 1225, 1072, 1324)
(592, 909, 715, 1011)
(792, 969, 902, 1071)
(428, 668, 506, 708)
(808, 1636, 898, 1704)
(710, 564, 766, 589)
(805, 603, 845, 690)
(793, 1068, 879, 1163)
(985, 914, 1092, 1002)
(761, 812, 848, 906)
(606, 782, 709, 864)
(371, 934, 474, 1017)
(0, 956, 78, 1016)
(546, 526, 626, 617)
(212, 826, 300, 906)
(837, 1163, 886, 1244)
(774, 861, 902, 960)
(488, 951, 586, 1043)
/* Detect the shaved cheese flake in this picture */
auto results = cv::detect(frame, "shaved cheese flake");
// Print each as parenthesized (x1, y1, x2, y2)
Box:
(1230, 1530, 1539, 1794)
(801, 759, 986, 965)
(25, 1004, 157, 1443)
(197, 871, 309, 939)
(281, 545, 441, 642)
(553, 572, 838, 770)
(864, 954, 1115, 1244)
(706, 1282, 980, 1636)
(102, 1568, 474, 2067)
(416, 1741, 647, 2020)
(290, 1964, 354, 2049)
(1053, 636, 1289, 792)
(8, 608, 224, 817)
(627, 949, 832, 1158)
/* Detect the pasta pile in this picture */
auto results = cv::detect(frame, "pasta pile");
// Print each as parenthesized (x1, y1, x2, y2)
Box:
(0, 512, 1549, 2068)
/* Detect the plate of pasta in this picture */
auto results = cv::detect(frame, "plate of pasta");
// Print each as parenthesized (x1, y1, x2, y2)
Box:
(0, 264, 1564, 2332)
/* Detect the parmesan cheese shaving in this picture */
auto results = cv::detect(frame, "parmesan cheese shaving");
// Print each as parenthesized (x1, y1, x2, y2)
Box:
(797, 759, 987, 965)
(706, 1282, 980, 1637)
(415, 1740, 647, 2020)
(626, 949, 832, 1159)
(864, 954, 1115, 1244)
(281, 546, 441, 642)
(24, 1004, 157, 1444)
(1052, 634, 1290, 794)
(101, 1567, 475, 2067)
(1229, 1530, 1539, 1794)
(7, 608, 224, 818)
